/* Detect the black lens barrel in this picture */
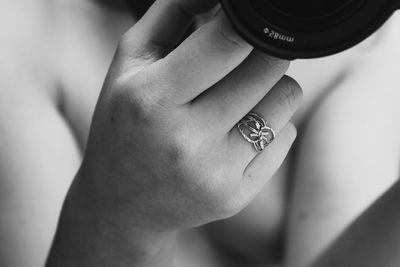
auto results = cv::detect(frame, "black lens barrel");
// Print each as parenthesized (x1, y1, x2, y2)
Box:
(221, 0, 397, 59)
(251, 0, 365, 32)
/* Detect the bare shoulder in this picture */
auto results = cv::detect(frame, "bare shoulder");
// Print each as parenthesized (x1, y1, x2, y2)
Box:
(0, 0, 135, 147)
(0, 0, 59, 101)
(285, 14, 400, 267)
(0, 3, 84, 267)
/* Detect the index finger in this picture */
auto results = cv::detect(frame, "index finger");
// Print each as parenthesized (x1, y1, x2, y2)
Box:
(144, 12, 253, 106)
(125, 0, 218, 54)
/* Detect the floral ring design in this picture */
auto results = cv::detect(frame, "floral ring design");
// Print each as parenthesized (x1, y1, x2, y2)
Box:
(237, 113, 276, 153)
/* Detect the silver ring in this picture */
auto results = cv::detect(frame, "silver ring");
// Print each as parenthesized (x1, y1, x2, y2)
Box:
(237, 113, 276, 152)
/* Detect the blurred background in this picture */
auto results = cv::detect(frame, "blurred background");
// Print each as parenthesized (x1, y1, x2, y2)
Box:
(0, 1, 399, 267)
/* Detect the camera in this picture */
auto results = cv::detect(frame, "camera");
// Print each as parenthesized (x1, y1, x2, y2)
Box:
(221, 0, 400, 59)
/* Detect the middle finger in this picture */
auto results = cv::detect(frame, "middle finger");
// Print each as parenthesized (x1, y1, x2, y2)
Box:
(190, 50, 289, 133)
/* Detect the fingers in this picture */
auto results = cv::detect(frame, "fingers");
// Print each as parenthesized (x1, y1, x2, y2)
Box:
(242, 123, 298, 196)
(145, 12, 253, 106)
(192, 51, 289, 131)
(123, 0, 218, 56)
(228, 76, 302, 168)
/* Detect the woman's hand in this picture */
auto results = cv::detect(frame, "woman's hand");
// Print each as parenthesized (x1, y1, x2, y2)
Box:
(47, 0, 302, 266)
(85, 0, 301, 230)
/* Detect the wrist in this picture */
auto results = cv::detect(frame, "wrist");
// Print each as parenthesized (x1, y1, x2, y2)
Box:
(46, 166, 177, 267)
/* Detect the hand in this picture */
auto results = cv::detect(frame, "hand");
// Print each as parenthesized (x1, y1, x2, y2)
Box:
(79, 0, 301, 246)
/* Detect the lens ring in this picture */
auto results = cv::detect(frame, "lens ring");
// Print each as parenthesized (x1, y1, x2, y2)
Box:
(221, 0, 395, 59)
(265, 0, 352, 19)
(251, 0, 366, 33)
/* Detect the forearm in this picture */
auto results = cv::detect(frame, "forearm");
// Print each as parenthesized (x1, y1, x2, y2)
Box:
(46, 170, 177, 267)
(310, 180, 400, 267)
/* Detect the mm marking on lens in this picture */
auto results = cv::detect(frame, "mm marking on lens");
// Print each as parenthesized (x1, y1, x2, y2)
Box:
(263, 27, 295, 43)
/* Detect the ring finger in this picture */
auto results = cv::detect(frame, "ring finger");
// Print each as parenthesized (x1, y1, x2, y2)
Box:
(228, 75, 303, 169)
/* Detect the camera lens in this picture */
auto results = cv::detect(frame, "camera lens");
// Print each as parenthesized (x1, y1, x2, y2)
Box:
(267, 0, 351, 19)
(251, 0, 365, 32)
(221, 0, 395, 58)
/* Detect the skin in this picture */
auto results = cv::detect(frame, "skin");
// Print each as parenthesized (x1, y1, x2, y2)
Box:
(46, 0, 301, 266)
(310, 181, 400, 267)
(1, 0, 400, 266)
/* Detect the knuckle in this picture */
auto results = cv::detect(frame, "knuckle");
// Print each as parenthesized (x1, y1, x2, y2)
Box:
(116, 73, 164, 124)
(132, 69, 175, 109)
(171, 121, 201, 151)
(165, 126, 207, 176)
(105, 74, 132, 109)
(167, 131, 196, 166)
(276, 75, 303, 108)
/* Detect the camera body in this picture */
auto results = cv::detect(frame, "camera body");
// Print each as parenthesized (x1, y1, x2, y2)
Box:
(221, 0, 400, 59)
